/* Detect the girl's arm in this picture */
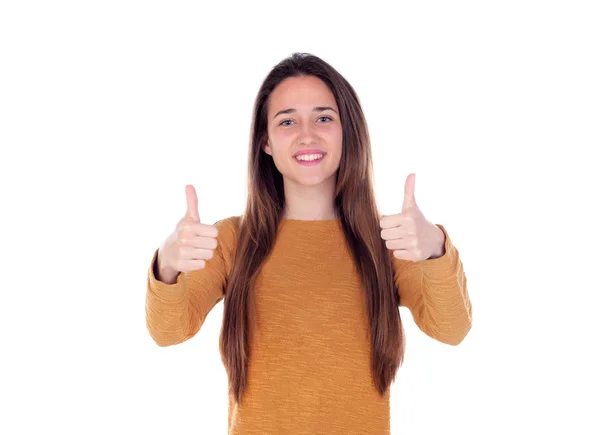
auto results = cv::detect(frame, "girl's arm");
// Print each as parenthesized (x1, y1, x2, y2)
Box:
(145, 217, 237, 346)
(393, 224, 473, 345)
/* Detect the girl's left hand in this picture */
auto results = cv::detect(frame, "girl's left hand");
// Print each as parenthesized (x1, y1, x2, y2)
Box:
(379, 173, 446, 262)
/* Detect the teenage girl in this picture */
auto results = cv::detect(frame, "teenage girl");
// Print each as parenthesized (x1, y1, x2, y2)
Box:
(146, 52, 472, 435)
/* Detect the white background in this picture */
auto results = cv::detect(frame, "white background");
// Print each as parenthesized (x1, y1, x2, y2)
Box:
(1, 1, 599, 434)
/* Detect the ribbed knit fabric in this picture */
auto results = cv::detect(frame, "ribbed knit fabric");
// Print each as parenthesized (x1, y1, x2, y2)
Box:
(146, 216, 472, 434)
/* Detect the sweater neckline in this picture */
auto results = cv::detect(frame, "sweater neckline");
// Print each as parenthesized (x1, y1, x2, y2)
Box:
(280, 218, 340, 222)
(279, 218, 341, 227)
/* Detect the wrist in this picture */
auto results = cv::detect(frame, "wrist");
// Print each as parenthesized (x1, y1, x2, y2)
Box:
(156, 251, 179, 284)
(427, 225, 446, 259)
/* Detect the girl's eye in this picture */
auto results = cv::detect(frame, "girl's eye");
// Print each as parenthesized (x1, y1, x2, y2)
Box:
(279, 116, 333, 126)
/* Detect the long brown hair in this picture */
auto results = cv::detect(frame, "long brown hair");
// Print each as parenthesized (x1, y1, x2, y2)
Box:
(219, 52, 404, 405)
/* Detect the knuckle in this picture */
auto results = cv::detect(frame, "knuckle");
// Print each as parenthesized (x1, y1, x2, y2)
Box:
(176, 227, 187, 241)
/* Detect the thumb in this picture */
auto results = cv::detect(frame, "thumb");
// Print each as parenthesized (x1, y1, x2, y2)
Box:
(184, 184, 200, 222)
(402, 173, 417, 211)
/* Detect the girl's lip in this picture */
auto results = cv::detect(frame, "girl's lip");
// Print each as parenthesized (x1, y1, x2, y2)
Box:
(293, 149, 326, 157)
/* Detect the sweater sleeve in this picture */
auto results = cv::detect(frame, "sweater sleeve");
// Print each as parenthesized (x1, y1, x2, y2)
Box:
(393, 224, 472, 345)
(145, 217, 238, 347)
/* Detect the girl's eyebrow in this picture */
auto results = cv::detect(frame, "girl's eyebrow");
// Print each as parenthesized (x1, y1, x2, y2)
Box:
(273, 106, 337, 120)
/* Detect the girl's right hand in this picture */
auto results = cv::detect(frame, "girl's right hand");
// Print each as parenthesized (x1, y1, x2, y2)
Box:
(157, 184, 219, 277)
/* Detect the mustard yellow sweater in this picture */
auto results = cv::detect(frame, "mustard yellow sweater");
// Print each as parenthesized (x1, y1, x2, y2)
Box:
(146, 216, 472, 434)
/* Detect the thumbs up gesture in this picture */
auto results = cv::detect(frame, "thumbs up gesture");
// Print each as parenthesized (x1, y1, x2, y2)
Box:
(379, 174, 446, 262)
(157, 185, 220, 278)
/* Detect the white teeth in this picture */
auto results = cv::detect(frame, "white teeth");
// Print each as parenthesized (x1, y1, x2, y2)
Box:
(295, 153, 323, 161)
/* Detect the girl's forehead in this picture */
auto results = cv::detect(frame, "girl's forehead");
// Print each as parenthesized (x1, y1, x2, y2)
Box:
(272, 76, 334, 100)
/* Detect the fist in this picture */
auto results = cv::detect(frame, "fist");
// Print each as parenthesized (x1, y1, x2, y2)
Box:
(158, 184, 219, 274)
(379, 173, 445, 262)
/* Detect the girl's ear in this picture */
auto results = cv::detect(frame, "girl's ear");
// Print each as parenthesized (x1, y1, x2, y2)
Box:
(263, 139, 272, 156)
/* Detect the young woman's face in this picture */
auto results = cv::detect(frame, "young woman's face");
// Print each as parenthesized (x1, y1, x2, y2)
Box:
(264, 75, 343, 188)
